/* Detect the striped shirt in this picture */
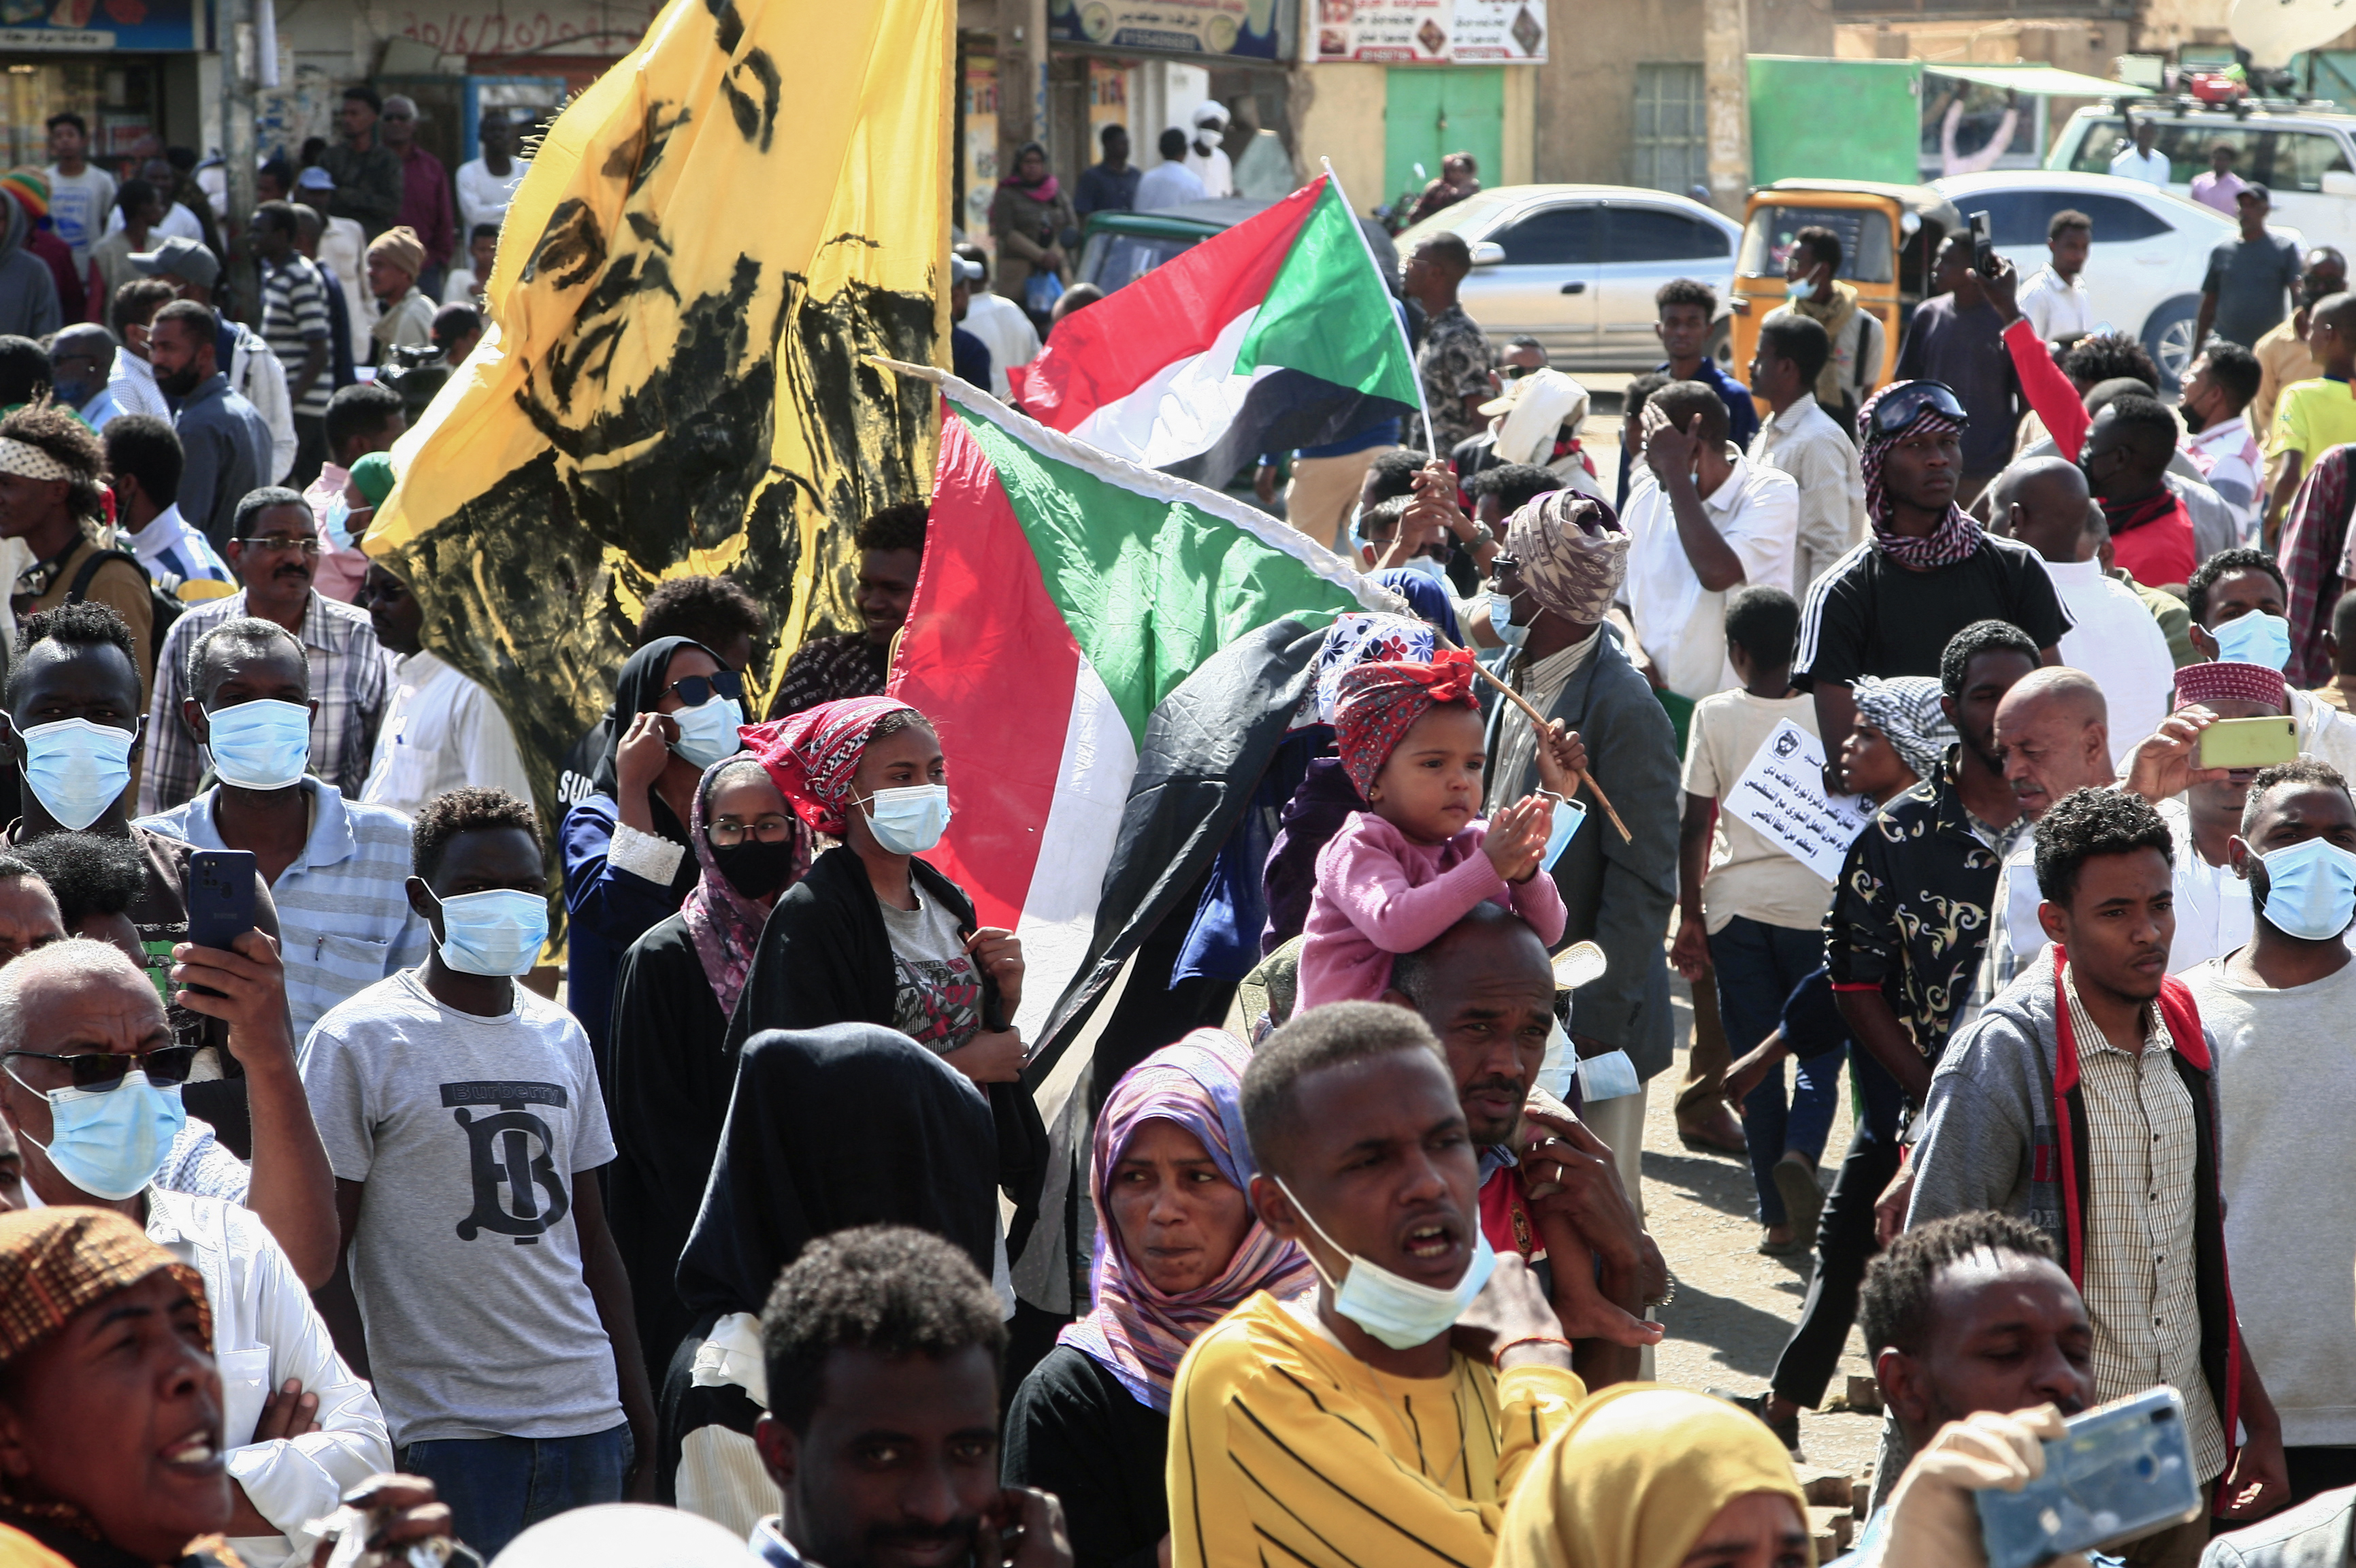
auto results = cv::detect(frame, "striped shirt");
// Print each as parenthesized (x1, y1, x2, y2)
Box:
(259, 254, 333, 419)
(1168, 1291, 1584, 1568)
(138, 777, 431, 1041)
(2059, 964, 2227, 1482)
(141, 589, 393, 815)
(121, 504, 237, 598)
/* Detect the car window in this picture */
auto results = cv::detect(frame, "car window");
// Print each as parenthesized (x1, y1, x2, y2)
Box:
(2265, 129, 2353, 193)
(1605, 206, 1729, 263)
(1737, 205, 1893, 283)
(2061, 116, 2272, 186)
(1081, 231, 1198, 291)
(2155, 122, 2268, 185)
(1493, 204, 1601, 266)
(2070, 193, 2172, 242)
(1966, 190, 2052, 248)
(1965, 186, 2173, 246)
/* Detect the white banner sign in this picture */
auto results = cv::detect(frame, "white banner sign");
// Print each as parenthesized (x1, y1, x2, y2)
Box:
(1316, 0, 1544, 63)
(1722, 719, 1878, 883)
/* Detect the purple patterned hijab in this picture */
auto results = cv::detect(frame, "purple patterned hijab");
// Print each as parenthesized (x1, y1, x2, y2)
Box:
(1058, 1029, 1315, 1411)
(681, 756, 809, 1017)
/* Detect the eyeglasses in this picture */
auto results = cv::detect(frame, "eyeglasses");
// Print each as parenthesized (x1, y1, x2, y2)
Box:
(1867, 381, 1969, 438)
(708, 817, 794, 847)
(237, 536, 323, 555)
(664, 669, 745, 707)
(4, 1043, 203, 1092)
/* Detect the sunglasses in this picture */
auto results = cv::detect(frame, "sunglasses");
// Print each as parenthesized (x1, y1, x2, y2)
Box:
(1868, 381, 1969, 438)
(664, 669, 745, 708)
(5, 1043, 203, 1092)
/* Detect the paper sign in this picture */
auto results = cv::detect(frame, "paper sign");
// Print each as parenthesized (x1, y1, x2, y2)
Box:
(1722, 719, 1878, 883)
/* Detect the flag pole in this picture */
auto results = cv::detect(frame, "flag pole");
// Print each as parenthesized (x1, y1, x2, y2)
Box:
(1322, 157, 1435, 459)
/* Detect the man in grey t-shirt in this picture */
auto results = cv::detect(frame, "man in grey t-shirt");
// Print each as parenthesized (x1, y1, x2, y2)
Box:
(2199, 184, 2303, 350)
(299, 787, 652, 1558)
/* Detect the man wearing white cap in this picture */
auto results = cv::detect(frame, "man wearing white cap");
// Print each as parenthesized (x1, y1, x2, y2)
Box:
(1477, 368, 1607, 502)
(1185, 102, 1234, 200)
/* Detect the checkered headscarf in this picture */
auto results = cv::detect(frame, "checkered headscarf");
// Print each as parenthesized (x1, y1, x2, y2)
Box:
(0, 1207, 210, 1369)
(1859, 382, 1980, 570)
(1332, 651, 1481, 796)
(1852, 674, 1956, 783)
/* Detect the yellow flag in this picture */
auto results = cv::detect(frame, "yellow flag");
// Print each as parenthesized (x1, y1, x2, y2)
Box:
(365, 0, 948, 825)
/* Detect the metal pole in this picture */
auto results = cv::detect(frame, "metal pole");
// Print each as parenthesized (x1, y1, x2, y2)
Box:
(1701, 0, 1751, 218)
(220, 0, 260, 323)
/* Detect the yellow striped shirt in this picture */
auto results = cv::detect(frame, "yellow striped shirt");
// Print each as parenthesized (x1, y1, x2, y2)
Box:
(1168, 1291, 1586, 1568)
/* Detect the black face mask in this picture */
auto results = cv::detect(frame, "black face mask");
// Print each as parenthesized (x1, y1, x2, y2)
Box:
(710, 836, 796, 900)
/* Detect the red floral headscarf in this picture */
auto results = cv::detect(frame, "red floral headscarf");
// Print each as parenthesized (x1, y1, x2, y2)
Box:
(740, 696, 921, 837)
(1331, 651, 1481, 796)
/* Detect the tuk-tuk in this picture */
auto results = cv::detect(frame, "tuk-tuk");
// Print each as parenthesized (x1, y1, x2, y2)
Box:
(1726, 180, 1962, 402)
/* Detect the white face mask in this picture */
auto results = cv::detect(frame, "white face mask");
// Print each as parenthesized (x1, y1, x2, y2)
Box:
(1396, 554, 1446, 582)
(1273, 1175, 1496, 1349)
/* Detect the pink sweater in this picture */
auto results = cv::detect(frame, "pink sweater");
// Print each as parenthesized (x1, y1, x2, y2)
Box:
(1297, 810, 1569, 1011)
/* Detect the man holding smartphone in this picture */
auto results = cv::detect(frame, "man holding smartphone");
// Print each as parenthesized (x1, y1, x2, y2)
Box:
(1909, 787, 2289, 1561)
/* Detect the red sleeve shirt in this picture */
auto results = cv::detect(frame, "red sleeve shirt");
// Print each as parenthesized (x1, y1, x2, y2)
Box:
(2108, 499, 2197, 588)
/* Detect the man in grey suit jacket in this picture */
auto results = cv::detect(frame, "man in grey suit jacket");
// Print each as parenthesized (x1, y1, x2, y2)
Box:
(1484, 489, 1680, 1222)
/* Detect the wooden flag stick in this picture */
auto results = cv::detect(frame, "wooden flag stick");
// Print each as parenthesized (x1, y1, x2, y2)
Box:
(1447, 647, 1633, 844)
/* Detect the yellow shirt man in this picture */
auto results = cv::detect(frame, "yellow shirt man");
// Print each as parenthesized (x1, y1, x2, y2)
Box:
(2252, 315, 2323, 436)
(1168, 1291, 1585, 1568)
(2268, 377, 2356, 482)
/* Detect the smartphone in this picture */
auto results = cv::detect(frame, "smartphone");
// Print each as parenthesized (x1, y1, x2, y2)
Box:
(2197, 714, 2299, 770)
(1970, 209, 1996, 276)
(186, 849, 257, 953)
(1974, 1388, 2204, 1568)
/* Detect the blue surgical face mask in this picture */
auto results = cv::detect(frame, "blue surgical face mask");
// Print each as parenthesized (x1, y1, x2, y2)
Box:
(862, 783, 952, 855)
(323, 495, 355, 549)
(1488, 591, 1529, 649)
(204, 698, 312, 790)
(1396, 553, 1447, 582)
(1273, 1175, 1496, 1349)
(2253, 835, 2356, 941)
(431, 887, 550, 977)
(1541, 795, 1586, 872)
(2214, 610, 2293, 672)
(7, 1067, 184, 1201)
(1575, 1048, 1643, 1103)
(19, 717, 137, 832)
(670, 695, 746, 770)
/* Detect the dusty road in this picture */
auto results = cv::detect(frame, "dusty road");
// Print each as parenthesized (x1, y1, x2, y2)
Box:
(1641, 974, 1886, 1479)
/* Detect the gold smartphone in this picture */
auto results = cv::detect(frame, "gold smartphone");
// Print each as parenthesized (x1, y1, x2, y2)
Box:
(2197, 715, 2299, 770)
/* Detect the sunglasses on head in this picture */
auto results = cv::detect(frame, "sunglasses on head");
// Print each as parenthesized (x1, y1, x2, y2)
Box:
(1868, 381, 1969, 438)
(5, 1043, 203, 1092)
(664, 669, 745, 708)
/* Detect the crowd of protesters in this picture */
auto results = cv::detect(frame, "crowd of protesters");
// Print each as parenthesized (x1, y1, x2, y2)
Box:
(10, 102, 2356, 1568)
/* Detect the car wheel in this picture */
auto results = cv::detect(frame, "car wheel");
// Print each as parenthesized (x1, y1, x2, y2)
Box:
(2140, 297, 2202, 392)
(1707, 318, 1733, 373)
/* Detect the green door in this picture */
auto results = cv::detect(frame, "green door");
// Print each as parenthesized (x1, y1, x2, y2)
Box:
(1384, 67, 1505, 214)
